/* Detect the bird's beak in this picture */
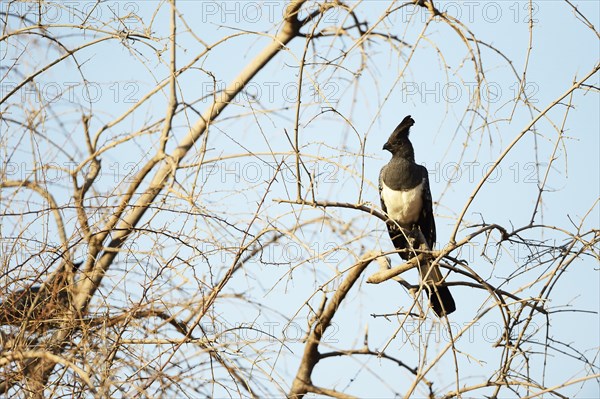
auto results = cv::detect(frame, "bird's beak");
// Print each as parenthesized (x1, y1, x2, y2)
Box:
(383, 142, 390, 151)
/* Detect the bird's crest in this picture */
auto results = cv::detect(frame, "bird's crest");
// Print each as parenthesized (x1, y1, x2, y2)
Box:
(383, 115, 415, 157)
(391, 115, 415, 138)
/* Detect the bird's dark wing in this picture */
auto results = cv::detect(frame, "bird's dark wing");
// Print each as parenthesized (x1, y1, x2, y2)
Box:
(417, 165, 436, 249)
(415, 165, 456, 316)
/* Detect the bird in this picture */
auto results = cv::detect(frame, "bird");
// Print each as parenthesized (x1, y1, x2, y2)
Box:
(379, 115, 455, 317)
(0, 260, 82, 328)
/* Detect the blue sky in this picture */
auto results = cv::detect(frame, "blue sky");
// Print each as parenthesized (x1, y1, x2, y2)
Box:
(1, 1, 599, 397)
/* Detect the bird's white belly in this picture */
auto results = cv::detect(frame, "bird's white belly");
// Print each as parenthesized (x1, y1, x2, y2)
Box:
(381, 182, 423, 225)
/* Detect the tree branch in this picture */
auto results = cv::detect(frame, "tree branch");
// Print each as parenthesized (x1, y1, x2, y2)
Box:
(289, 251, 377, 398)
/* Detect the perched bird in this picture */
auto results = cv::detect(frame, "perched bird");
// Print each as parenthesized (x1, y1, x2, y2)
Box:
(379, 116, 455, 317)
(0, 261, 82, 328)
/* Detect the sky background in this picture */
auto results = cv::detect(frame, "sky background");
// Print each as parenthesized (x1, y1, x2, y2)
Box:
(1, 1, 599, 397)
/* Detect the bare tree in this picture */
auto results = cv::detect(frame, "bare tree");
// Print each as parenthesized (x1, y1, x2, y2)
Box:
(1, 0, 598, 397)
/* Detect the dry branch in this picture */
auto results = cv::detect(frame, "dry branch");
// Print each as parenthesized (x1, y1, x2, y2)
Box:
(289, 251, 377, 398)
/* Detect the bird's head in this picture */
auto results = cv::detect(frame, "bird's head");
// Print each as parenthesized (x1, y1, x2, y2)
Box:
(383, 115, 415, 159)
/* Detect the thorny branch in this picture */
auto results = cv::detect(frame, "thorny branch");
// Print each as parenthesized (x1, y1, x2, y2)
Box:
(0, 1, 598, 398)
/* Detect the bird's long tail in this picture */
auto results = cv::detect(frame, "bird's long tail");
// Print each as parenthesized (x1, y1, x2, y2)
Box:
(426, 283, 456, 317)
(419, 261, 456, 317)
